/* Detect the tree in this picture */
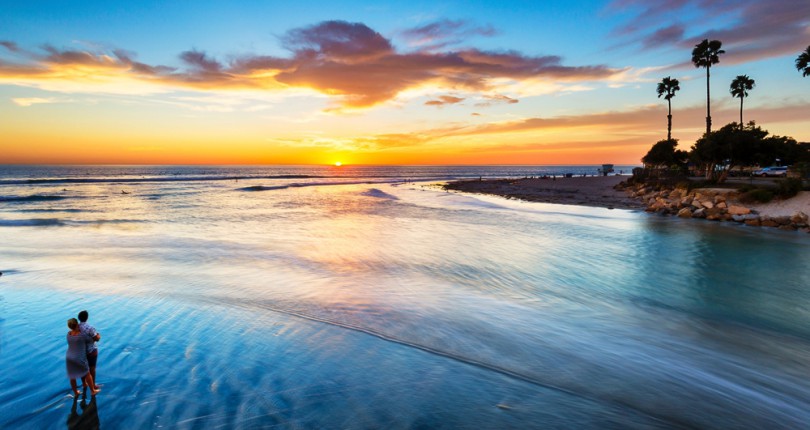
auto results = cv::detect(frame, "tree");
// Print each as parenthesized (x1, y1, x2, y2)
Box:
(656, 76, 680, 141)
(691, 39, 725, 135)
(729, 75, 755, 127)
(796, 45, 810, 77)
(642, 139, 687, 170)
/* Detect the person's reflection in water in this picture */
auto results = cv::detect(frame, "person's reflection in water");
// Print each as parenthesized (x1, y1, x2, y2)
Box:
(67, 394, 100, 430)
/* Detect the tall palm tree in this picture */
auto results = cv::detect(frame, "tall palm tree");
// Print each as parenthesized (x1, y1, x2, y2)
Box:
(656, 76, 680, 141)
(729, 75, 755, 126)
(796, 45, 810, 77)
(691, 39, 725, 135)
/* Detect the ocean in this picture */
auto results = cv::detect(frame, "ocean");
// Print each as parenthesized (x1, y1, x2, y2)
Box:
(1, 165, 809, 429)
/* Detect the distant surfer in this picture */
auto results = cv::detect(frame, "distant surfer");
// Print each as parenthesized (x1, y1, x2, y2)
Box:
(121, 190, 129, 195)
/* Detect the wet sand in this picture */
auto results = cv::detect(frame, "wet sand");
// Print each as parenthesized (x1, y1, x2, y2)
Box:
(444, 176, 645, 210)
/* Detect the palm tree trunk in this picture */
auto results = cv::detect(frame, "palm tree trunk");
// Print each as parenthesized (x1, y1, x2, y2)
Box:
(667, 99, 672, 141)
(706, 65, 711, 135)
(740, 96, 744, 127)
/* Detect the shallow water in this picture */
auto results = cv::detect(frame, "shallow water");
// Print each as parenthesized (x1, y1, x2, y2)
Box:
(1, 165, 809, 429)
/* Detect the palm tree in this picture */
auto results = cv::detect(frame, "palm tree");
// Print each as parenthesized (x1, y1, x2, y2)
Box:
(729, 75, 755, 126)
(796, 45, 810, 77)
(656, 76, 680, 141)
(691, 39, 725, 135)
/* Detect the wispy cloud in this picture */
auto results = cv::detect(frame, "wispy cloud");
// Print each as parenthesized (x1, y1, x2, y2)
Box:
(398, 19, 497, 51)
(12, 97, 60, 106)
(609, 0, 810, 65)
(425, 95, 465, 106)
(0, 20, 621, 109)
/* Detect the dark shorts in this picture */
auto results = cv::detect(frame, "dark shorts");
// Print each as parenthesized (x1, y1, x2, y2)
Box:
(87, 350, 98, 367)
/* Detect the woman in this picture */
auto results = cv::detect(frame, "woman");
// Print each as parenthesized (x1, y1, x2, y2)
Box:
(66, 318, 100, 396)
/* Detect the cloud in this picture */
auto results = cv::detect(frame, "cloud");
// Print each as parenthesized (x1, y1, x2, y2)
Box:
(475, 94, 518, 107)
(399, 19, 497, 50)
(12, 97, 59, 106)
(609, 0, 810, 65)
(642, 25, 685, 49)
(425, 95, 465, 106)
(0, 20, 621, 108)
(1, 41, 19, 52)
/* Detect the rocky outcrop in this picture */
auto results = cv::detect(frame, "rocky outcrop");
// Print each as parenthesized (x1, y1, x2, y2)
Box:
(617, 181, 809, 233)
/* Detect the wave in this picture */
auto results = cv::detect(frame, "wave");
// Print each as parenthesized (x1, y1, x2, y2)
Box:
(0, 218, 146, 227)
(0, 218, 64, 226)
(361, 188, 399, 200)
(0, 195, 66, 202)
(0, 175, 323, 186)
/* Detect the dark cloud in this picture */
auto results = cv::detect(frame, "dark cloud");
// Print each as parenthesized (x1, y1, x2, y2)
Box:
(400, 19, 497, 50)
(642, 25, 685, 49)
(425, 95, 465, 106)
(610, 0, 810, 65)
(0, 20, 620, 107)
(1, 41, 19, 52)
(281, 20, 393, 61)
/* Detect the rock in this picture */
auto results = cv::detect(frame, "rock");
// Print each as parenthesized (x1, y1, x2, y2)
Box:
(692, 199, 703, 209)
(714, 195, 726, 204)
(779, 224, 797, 231)
(727, 205, 751, 216)
(790, 211, 808, 225)
(774, 216, 792, 226)
(669, 189, 682, 199)
(693, 208, 706, 218)
(716, 201, 727, 209)
(701, 200, 714, 209)
(761, 218, 779, 228)
(681, 197, 693, 206)
(732, 214, 746, 223)
(745, 218, 761, 227)
(677, 208, 693, 218)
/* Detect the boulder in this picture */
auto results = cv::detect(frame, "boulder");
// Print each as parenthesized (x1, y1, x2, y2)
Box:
(681, 197, 693, 206)
(745, 218, 761, 227)
(716, 201, 727, 209)
(790, 211, 808, 226)
(779, 224, 798, 231)
(714, 195, 726, 204)
(761, 218, 779, 228)
(701, 200, 714, 209)
(731, 214, 746, 223)
(677, 208, 693, 218)
(693, 208, 706, 219)
(727, 205, 751, 216)
(773, 216, 792, 226)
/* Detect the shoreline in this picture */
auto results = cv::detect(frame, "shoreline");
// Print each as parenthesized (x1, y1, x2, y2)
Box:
(444, 176, 810, 233)
(443, 176, 645, 210)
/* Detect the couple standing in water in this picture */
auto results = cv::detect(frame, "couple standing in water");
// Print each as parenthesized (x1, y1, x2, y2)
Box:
(66, 310, 102, 396)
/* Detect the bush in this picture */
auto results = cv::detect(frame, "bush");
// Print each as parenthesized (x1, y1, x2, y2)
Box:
(740, 188, 774, 203)
(776, 178, 803, 198)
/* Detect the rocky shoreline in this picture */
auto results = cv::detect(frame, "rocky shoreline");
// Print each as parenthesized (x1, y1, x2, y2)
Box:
(443, 176, 810, 234)
(616, 181, 810, 233)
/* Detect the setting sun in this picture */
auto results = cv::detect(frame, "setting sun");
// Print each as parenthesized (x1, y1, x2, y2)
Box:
(334, 162, 342, 167)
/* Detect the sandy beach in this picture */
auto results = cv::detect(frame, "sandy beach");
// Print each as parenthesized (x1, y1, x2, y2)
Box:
(446, 176, 810, 222)
(444, 176, 645, 210)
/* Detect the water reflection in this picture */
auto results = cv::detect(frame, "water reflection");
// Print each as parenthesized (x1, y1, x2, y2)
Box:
(67, 396, 99, 430)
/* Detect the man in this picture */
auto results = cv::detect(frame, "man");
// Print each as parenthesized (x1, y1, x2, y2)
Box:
(77, 310, 101, 391)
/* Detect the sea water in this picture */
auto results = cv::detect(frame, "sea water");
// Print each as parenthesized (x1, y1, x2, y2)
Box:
(1, 165, 809, 429)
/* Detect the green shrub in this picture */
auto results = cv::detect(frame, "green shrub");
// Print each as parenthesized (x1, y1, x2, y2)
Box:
(776, 178, 803, 198)
(740, 188, 774, 203)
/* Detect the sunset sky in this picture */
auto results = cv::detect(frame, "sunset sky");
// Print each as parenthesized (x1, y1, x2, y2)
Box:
(2, 0, 809, 165)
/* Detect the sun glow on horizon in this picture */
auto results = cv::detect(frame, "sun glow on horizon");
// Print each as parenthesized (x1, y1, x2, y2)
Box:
(334, 161, 342, 166)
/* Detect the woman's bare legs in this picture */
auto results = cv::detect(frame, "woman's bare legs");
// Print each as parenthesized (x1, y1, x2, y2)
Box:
(82, 374, 100, 395)
(70, 379, 80, 396)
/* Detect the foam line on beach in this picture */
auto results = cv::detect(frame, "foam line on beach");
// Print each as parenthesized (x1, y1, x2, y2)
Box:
(192, 294, 679, 429)
(234, 178, 454, 192)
